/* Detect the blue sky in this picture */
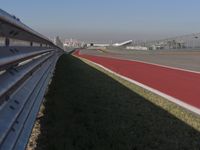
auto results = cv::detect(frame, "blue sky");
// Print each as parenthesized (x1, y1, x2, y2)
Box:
(1, 0, 200, 42)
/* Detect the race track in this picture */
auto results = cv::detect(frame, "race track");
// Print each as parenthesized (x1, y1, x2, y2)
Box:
(74, 49, 200, 114)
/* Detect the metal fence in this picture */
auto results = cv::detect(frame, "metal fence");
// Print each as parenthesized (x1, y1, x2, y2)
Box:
(0, 9, 63, 150)
(132, 33, 200, 50)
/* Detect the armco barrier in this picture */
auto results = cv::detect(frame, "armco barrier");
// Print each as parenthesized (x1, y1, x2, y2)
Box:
(0, 9, 63, 149)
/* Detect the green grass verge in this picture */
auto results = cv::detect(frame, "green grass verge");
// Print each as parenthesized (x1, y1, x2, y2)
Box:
(77, 56, 200, 132)
(37, 54, 200, 150)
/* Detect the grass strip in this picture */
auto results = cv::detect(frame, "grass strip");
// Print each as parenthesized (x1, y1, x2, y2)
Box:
(37, 54, 200, 150)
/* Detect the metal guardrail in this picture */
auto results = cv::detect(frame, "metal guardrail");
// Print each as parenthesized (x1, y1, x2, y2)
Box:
(0, 9, 63, 149)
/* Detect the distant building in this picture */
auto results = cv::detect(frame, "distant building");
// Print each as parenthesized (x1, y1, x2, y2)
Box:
(87, 40, 133, 48)
(126, 46, 148, 50)
(63, 38, 85, 48)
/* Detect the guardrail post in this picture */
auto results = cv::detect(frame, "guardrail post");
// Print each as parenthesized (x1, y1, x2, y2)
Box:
(5, 38, 10, 47)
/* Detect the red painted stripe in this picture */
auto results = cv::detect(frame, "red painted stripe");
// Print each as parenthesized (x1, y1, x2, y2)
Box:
(73, 50, 200, 109)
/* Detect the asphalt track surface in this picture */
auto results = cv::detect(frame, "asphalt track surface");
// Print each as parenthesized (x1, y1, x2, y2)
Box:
(74, 49, 200, 114)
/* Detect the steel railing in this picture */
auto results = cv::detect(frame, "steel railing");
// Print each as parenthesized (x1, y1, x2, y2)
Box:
(0, 9, 63, 150)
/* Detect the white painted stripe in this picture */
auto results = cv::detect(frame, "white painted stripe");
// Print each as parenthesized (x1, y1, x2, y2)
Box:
(76, 55, 200, 115)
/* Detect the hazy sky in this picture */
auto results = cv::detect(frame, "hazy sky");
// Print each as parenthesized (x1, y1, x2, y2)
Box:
(1, 0, 200, 42)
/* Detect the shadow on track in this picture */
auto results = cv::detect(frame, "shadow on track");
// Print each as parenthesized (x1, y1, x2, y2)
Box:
(36, 54, 200, 150)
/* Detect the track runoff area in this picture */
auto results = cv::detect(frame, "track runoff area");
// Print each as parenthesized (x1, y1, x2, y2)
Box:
(73, 49, 200, 116)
